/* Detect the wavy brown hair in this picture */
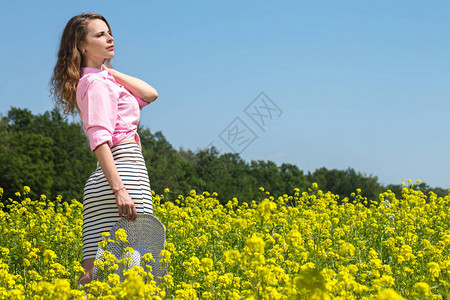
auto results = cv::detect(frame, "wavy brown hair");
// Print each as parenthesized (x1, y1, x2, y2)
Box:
(49, 13, 113, 117)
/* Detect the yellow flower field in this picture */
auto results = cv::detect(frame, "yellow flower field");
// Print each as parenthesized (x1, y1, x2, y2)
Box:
(0, 182, 448, 299)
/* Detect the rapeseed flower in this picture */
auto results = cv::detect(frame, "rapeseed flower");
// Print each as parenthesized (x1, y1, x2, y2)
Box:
(0, 184, 448, 299)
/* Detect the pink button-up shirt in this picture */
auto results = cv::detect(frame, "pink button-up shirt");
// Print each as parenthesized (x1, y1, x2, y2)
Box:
(76, 67, 149, 152)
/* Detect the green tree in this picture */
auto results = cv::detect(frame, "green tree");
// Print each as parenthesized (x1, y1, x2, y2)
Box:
(1, 107, 96, 201)
(139, 127, 196, 197)
(308, 167, 383, 203)
(1, 108, 56, 198)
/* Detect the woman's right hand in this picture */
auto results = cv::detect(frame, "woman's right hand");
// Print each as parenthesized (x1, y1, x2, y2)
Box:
(114, 189, 137, 221)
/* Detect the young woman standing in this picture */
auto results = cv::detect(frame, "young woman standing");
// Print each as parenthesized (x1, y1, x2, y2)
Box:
(50, 12, 158, 296)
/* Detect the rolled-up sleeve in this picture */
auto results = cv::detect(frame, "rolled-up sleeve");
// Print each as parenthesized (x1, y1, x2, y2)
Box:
(77, 79, 117, 151)
(136, 96, 150, 110)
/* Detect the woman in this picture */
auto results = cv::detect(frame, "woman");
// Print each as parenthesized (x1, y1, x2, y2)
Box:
(50, 13, 158, 294)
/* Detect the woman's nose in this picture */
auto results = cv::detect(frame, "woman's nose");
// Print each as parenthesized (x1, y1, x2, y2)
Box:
(107, 33, 114, 42)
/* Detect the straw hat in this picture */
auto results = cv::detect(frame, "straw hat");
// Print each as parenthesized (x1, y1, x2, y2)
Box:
(92, 214, 167, 282)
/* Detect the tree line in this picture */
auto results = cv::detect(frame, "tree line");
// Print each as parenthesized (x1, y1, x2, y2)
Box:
(0, 107, 446, 204)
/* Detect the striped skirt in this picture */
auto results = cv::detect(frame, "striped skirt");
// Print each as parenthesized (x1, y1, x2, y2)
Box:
(82, 142, 153, 261)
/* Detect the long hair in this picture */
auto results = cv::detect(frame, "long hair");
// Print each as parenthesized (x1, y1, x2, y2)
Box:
(49, 13, 113, 117)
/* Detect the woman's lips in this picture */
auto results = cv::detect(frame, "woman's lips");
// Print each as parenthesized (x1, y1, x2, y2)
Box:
(107, 46, 114, 50)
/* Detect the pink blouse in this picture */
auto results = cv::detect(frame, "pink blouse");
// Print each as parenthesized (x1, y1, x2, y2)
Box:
(76, 67, 149, 152)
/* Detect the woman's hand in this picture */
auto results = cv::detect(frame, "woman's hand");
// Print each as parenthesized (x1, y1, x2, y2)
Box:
(114, 189, 137, 221)
(101, 64, 110, 72)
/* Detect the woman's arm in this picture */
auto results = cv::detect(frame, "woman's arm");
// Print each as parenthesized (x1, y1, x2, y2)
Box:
(101, 65, 158, 104)
(94, 143, 137, 221)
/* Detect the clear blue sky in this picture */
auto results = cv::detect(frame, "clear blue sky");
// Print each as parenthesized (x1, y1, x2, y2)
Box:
(1, 1, 449, 189)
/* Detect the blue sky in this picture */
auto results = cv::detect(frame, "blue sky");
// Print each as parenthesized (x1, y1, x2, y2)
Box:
(1, 1, 449, 189)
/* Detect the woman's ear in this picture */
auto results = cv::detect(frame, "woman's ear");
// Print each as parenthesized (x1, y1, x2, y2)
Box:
(77, 41, 85, 53)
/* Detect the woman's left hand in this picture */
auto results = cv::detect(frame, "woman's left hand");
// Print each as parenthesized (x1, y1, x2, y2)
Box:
(101, 64, 111, 72)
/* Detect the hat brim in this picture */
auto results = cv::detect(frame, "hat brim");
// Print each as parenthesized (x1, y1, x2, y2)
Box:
(92, 214, 166, 282)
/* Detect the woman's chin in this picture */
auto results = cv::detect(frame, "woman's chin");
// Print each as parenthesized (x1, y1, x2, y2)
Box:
(104, 52, 114, 59)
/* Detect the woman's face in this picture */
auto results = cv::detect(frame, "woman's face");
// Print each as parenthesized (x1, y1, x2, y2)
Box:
(79, 19, 114, 65)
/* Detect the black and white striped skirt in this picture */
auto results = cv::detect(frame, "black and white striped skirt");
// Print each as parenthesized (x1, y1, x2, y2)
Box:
(82, 142, 153, 261)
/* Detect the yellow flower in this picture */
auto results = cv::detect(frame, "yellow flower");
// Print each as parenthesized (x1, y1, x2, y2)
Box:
(245, 234, 265, 255)
(23, 258, 31, 267)
(373, 275, 395, 291)
(0, 247, 10, 257)
(142, 252, 155, 263)
(108, 273, 121, 285)
(294, 268, 329, 299)
(339, 242, 356, 257)
(159, 249, 171, 264)
(115, 228, 128, 243)
(201, 257, 213, 270)
(43, 249, 57, 264)
(23, 186, 31, 195)
(413, 282, 430, 294)
(375, 288, 405, 300)
(257, 199, 277, 219)
(224, 250, 242, 266)
(73, 261, 85, 275)
(287, 229, 303, 249)
(427, 262, 440, 278)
